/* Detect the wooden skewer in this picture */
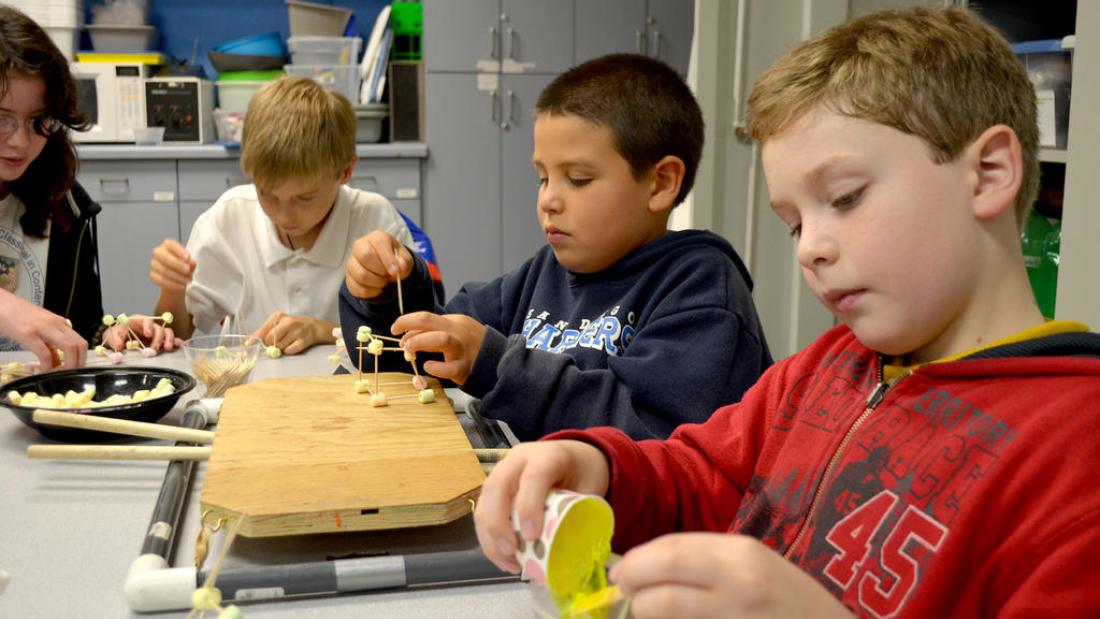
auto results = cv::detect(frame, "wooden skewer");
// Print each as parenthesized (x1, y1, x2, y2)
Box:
(32, 409, 215, 444)
(28, 444, 212, 461)
(27, 443, 508, 463)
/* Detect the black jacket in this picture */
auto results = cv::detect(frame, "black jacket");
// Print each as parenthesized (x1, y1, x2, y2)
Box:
(38, 183, 104, 344)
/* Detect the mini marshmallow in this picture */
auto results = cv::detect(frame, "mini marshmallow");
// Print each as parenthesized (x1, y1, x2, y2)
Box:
(354, 379, 371, 393)
(411, 375, 428, 390)
(369, 393, 388, 407)
(418, 389, 435, 404)
(367, 339, 384, 355)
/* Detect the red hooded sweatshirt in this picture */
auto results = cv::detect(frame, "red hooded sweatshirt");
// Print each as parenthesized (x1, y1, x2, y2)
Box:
(552, 325, 1100, 618)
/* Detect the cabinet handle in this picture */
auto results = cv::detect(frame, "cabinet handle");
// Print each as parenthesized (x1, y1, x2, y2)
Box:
(635, 30, 644, 54)
(489, 26, 497, 59)
(650, 28, 662, 58)
(506, 27, 515, 61)
(224, 175, 249, 188)
(490, 90, 498, 123)
(99, 178, 130, 193)
(502, 90, 514, 130)
(350, 175, 380, 191)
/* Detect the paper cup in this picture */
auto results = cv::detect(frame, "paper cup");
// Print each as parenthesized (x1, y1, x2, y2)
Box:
(513, 490, 615, 599)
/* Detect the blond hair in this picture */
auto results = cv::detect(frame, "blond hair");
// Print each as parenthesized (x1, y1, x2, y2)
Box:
(746, 6, 1039, 226)
(240, 74, 356, 190)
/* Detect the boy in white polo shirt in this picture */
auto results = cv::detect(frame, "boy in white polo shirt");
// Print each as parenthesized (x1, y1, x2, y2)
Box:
(146, 75, 413, 354)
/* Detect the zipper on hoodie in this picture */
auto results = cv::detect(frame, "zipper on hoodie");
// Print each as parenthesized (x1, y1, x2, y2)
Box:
(782, 364, 906, 560)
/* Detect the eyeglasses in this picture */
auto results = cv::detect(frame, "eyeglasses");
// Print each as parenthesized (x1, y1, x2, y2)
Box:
(0, 113, 63, 139)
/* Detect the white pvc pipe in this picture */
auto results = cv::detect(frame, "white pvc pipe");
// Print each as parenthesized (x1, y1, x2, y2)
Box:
(124, 554, 197, 612)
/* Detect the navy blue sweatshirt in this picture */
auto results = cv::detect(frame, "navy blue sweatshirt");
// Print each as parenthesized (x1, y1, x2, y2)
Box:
(339, 230, 772, 440)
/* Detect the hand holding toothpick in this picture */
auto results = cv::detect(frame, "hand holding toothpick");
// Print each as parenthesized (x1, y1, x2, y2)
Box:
(250, 311, 336, 356)
(345, 230, 414, 301)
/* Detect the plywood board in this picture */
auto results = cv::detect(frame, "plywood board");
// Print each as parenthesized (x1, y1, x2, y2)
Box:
(200, 373, 484, 537)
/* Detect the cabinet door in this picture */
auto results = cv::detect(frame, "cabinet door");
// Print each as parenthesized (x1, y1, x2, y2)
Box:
(96, 201, 179, 315)
(424, 72, 502, 293)
(424, 0, 501, 72)
(647, 0, 694, 75)
(77, 160, 177, 204)
(500, 74, 555, 273)
(501, 0, 574, 73)
(575, 0, 648, 64)
(177, 160, 249, 203)
(179, 200, 209, 246)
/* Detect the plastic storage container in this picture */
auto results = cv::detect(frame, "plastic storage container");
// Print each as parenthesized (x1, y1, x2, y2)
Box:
(1013, 38, 1073, 149)
(86, 24, 156, 51)
(286, 0, 354, 37)
(216, 81, 268, 113)
(214, 110, 246, 143)
(288, 36, 362, 65)
(284, 65, 361, 104)
(354, 104, 388, 143)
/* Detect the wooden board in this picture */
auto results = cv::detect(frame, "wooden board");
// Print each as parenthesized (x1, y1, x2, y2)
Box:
(200, 373, 484, 537)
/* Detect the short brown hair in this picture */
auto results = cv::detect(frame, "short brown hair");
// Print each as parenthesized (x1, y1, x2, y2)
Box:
(746, 6, 1039, 226)
(240, 74, 356, 190)
(536, 53, 704, 206)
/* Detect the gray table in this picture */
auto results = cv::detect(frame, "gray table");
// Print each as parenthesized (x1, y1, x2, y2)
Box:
(0, 348, 532, 617)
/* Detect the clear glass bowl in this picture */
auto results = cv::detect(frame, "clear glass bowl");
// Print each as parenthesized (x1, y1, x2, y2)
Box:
(183, 334, 261, 397)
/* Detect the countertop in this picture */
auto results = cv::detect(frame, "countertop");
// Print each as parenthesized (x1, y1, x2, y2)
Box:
(76, 143, 429, 160)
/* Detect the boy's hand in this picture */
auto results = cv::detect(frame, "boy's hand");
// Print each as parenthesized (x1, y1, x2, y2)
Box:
(473, 441, 610, 574)
(150, 239, 196, 292)
(103, 315, 182, 352)
(391, 312, 486, 385)
(0, 291, 86, 369)
(250, 311, 332, 355)
(345, 230, 414, 299)
(610, 533, 854, 619)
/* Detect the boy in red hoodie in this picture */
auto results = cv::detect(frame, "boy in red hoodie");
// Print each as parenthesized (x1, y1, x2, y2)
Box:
(474, 6, 1100, 618)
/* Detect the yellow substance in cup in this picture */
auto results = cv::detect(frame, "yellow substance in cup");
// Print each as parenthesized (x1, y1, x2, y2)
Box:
(546, 498, 615, 618)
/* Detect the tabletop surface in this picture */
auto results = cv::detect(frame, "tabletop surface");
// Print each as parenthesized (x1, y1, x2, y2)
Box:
(0, 347, 532, 618)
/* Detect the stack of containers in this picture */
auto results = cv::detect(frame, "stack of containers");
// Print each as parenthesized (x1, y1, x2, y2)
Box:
(285, 36, 363, 106)
(21, 0, 82, 60)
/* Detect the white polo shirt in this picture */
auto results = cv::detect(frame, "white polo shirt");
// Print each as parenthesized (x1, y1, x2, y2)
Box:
(184, 183, 412, 335)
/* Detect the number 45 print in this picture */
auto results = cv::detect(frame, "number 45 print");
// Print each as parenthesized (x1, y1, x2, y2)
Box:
(823, 490, 948, 618)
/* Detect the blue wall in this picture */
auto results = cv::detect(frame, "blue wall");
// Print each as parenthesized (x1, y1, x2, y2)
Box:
(85, 0, 391, 79)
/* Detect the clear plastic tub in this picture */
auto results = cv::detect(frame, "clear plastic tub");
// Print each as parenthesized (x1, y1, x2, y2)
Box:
(216, 80, 269, 114)
(214, 110, 246, 143)
(288, 36, 362, 66)
(284, 64, 362, 104)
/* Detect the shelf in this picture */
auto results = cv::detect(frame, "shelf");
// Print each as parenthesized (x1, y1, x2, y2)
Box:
(1039, 147, 1068, 163)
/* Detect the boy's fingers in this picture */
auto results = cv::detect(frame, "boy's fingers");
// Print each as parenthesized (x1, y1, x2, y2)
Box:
(421, 359, 462, 382)
(475, 455, 526, 572)
(391, 311, 449, 336)
(283, 337, 307, 356)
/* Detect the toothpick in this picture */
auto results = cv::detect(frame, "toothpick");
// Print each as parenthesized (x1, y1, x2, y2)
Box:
(395, 248, 404, 315)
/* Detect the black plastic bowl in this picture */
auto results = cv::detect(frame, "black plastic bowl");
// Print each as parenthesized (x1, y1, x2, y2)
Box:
(0, 366, 196, 442)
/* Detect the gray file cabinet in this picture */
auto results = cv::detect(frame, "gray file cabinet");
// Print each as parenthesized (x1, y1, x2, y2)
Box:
(76, 144, 426, 320)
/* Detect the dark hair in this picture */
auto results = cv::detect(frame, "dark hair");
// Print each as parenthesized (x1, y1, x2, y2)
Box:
(536, 53, 704, 206)
(0, 4, 88, 237)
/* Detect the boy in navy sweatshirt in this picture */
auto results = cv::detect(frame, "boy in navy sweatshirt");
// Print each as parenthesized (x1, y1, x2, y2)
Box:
(340, 53, 771, 440)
